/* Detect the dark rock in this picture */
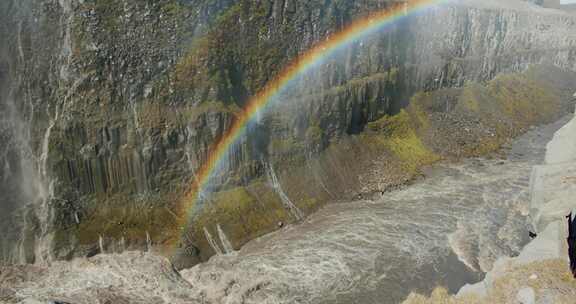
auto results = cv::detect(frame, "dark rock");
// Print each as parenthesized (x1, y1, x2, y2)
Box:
(1, 0, 576, 265)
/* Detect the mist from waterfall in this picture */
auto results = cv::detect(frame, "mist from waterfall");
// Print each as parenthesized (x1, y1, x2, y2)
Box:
(0, 0, 59, 265)
(0, 84, 56, 265)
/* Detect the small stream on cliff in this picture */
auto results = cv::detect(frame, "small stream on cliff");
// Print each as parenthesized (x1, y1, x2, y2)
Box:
(178, 117, 570, 304)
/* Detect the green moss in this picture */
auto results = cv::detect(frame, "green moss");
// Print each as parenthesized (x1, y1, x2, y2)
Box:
(451, 72, 560, 158)
(71, 18, 88, 56)
(488, 73, 559, 127)
(189, 183, 289, 254)
(213, 2, 242, 26)
(367, 110, 439, 173)
(299, 197, 319, 213)
(458, 82, 483, 113)
(306, 125, 323, 140)
(161, 2, 185, 17)
(92, 0, 122, 33)
(386, 131, 438, 173)
(386, 67, 400, 85)
(407, 68, 564, 159)
(368, 109, 411, 135)
(306, 124, 324, 144)
(408, 98, 432, 131)
(164, 66, 567, 261)
(56, 201, 180, 248)
(466, 136, 503, 156)
(172, 0, 290, 103)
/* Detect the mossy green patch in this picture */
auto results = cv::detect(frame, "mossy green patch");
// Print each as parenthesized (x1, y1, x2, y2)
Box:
(386, 131, 438, 173)
(488, 73, 560, 127)
(306, 122, 324, 148)
(188, 183, 289, 257)
(458, 82, 484, 113)
(161, 2, 185, 18)
(413, 67, 565, 159)
(172, 0, 292, 105)
(90, 0, 122, 33)
(367, 109, 439, 174)
(55, 200, 180, 249)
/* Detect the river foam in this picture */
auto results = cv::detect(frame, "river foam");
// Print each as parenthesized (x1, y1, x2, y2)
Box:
(1, 118, 569, 304)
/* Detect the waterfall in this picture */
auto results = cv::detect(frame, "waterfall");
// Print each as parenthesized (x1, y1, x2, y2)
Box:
(119, 236, 126, 253)
(38, 108, 57, 196)
(306, 152, 334, 198)
(99, 235, 104, 254)
(11, 211, 29, 264)
(17, 21, 25, 62)
(2, 157, 10, 181)
(57, 0, 73, 81)
(32, 106, 59, 265)
(0, 75, 59, 264)
(217, 224, 234, 254)
(146, 231, 151, 252)
(255, 108, 263, 125)
(132, 103, 141, 135)
(2, 4, 67, 263)
(203, 227, 223, 255)
(184, 149, 194, 172)
(29, 2, 74, 264)
(265, 162, 304, 221)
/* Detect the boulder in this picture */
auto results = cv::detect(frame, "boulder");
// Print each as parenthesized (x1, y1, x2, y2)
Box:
(516, 287, 535, 304)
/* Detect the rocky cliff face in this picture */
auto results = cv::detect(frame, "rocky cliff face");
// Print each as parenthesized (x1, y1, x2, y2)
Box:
(1, 0, 576, 266)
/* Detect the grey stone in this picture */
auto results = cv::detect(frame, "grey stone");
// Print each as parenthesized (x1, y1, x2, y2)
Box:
(516, 287, 536, 304)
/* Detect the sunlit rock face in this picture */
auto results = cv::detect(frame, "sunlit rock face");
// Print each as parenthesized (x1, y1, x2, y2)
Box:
(529, 102, 576, 233)
(0, 103, 570, 304)
(1, 0, 576, 265)
(545, 106, 576, 164)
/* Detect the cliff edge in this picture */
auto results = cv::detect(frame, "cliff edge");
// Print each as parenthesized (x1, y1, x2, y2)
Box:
(404, 99, 576, 303)
(465, 98, 576, 295)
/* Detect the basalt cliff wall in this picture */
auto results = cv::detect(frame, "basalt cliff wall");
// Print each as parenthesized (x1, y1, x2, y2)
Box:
(1, 0, 576, 266)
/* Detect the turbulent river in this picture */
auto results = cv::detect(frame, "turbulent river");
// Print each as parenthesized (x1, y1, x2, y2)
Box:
(3, 117, 570, 304)
(180, 117, 570, 304)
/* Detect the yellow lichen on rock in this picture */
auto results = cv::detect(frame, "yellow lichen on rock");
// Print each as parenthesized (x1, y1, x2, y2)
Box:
(187, 183, 290, 257)
(403, 259, 576, 304)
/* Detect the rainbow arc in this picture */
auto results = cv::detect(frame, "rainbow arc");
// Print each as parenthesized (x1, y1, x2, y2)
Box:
(171, 0, 450, 251)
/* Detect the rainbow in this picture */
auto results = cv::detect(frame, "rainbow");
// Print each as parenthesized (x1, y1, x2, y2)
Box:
(171, 0, 450, 249)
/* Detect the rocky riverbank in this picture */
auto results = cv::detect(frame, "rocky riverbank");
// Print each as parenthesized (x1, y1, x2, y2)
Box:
(3, 0, 576, 266)
(2, 89, 574, 304)
(404, 101, 576, 304)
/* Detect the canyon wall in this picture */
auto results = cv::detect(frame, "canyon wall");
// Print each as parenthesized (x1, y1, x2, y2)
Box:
(1, 0, 576, 266)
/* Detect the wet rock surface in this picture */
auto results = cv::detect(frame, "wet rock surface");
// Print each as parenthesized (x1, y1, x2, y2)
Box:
(1, 113, 569, 304)
(406, 101, 576, 304)
(177, 116, 569, 304)
(1, 0, 576, 269)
